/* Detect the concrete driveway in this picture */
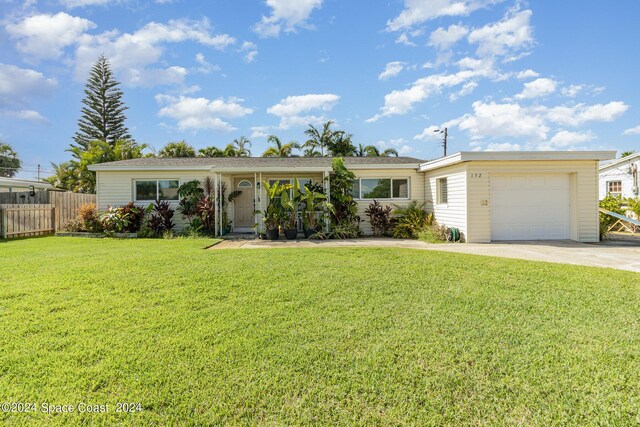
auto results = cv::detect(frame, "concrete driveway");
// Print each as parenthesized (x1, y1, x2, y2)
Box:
(211, 238, 640, 273)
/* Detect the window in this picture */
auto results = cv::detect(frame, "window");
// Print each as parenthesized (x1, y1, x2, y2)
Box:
(607, 180, 622, 196)
(437, 178, 448, 204)
(237, 180, 253, 188)
(135, 179, 179, 201)
(351, 178, 410, 200)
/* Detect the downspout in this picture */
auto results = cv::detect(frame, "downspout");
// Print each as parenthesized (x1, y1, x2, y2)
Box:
(324, 170, 330, 233)
(219, 173, 223, 236)
(213, 173, 219, 237)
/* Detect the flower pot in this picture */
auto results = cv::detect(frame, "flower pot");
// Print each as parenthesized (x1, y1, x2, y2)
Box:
(266, 228, 279, 240)
(304, 228, 316, 239)
(259, 233, 267, 240)
(284, 228, 298, 240)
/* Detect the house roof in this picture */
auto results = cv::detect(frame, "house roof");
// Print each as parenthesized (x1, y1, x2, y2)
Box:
(88, 156, 425, 172)
(419, 151, 617, 172)
(0, 177, 53, 189)
(598, 152, 640, 172)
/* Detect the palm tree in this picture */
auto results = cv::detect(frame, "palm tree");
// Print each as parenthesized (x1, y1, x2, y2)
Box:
(364, 145, 380, 157)
(354, 144, 367, 157)
(382, 148, 399, 157)
(621, 151, 636, 158)
(198, 146, 225, 157)
(233, 136, 252, 157)
(361, 145, 398, 157)
(303, 121, 333, 156)
(262, 135, 299, 157)
(223, 143, 239, 157)
(158, 140, 196, 158)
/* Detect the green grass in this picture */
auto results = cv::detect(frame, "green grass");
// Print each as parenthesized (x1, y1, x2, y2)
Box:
(1, 237, 639, 426)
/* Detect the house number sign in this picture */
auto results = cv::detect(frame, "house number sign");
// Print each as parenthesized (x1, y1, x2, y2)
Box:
(470, 173, 483, 178)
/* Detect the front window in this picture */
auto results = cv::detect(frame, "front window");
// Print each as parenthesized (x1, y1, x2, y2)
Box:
(607, 180, 622, 196)
(437, 178, 448, 204)
(352, 178, 410, 200)
(135, 179, 179, 201)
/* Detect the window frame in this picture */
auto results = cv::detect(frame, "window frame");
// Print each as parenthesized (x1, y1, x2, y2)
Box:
(352, 177, 411, 201)
(607, 180, 622, 196)
(133, 179, 180, 202)
(437, 177, 448, 205)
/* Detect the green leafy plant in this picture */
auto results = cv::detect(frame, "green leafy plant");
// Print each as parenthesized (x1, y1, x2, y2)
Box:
(100, 206, 131, 233)
(418, 223, 449, 243)
(364, 200, 393, 237)
(262, 180, 291, 231)
(626, 197, 640, 219)
(301, 183, 328, 232)
(329, 158, 360, 235)
(281, 178, 302, 230)
(178, 180, 205, 222)
(148, 200, 175, 236)
(392, 201, 433, 239)
(599, 194, 625, 238)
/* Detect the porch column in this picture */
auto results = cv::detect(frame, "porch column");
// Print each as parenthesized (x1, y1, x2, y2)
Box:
(218, 173, 223, 236)
(259, 172, 263, 234)
(213, 173, 219, 237)
(254, 172, 257, 236)
(323, 170, 330, 233)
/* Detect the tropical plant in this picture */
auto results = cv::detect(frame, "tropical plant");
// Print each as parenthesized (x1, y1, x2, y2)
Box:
(262, 180, 291, 230)
(49, 139, 147, 193)
(392, 201, 432, 239)
(621, 151, 636, 158)
(119, 202, 146, 232)
(0, 142, 21, 178)
(195, 196, 216, 234)
(262, 135, 299, 157)
(73, 55, 132, 150)
(159, 140, 196, 158)
(303, 120, 356, 157)
(198, 146, 226, 157)
(627, 197, 640, 218)
(100, 207, 131, 233)
(281, 178, 302, 230)
(300, 183, 328, 231)
(233, 136, 252, 156)
(599, 194, 626, 238)
(177, 180, 205, 222)
(148, 200, 175, 236)
(418, 222, 449, 243)
(364, 200, 393, 236)
(364, 146, 399, 157)
(329, 158, 360, 230)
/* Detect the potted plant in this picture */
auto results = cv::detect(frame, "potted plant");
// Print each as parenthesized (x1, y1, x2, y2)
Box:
(262, 180, 291, 240)
(281, 178, 302, 240)
(300, 183, 328, 238)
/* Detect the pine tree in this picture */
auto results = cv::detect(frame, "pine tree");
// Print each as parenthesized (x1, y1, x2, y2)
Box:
(73, 55, 132, 149)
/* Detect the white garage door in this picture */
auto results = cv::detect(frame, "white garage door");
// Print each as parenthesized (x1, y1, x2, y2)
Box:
(491, 174, 570, 241)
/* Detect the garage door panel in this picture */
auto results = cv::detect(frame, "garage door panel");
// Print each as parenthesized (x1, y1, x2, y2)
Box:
(491, 174, 570, 241)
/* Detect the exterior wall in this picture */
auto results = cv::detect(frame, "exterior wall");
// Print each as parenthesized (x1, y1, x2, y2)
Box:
(598, 158, 639, 199)
(466, 160, 600, 243)
(423, 164, 468, 239)
(352, 168, 425, 235)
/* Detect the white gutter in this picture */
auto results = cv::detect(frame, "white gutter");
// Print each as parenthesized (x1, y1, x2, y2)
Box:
(419, 151, 617, 172)
(88, 165, 213, 171)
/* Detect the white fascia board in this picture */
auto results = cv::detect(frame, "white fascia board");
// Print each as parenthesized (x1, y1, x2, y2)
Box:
(420, 151, 617, 172)
(211, 167, 332, 173)
(348, 164, 421, 170)
(88, 165, 213, 171)
(598, 152, 640, 171)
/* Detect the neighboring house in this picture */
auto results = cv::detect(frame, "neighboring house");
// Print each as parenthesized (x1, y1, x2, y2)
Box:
(598, 152, 640, 199)
(0, 177, 52, 193)
(89, 151, 614, 242)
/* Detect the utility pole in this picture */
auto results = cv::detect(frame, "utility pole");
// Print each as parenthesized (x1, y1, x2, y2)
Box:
(433, 127, 448, 157)
(37, 164, 40, 181)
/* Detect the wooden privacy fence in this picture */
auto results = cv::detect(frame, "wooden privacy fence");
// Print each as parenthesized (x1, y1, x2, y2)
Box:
(0, 192, 96, 239)
(0, 204, 55, 239)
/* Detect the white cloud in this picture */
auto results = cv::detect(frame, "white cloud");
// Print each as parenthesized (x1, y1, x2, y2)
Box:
(428, 24, 468, 49)
(623, 125, 640, 136)
(193, 53, 220, 74)
(546, 130, 595, 148)
(560, 84, 584, 97)
(467, 9, 533, 58)
(254, 0, 323, 38)
(1, 109, 49, 123)
(250, 126, 271, 138)
(0, 63, 57, 98)
(387, 0, 505, 31)
(514, 77, 557, 100)
(395, 33, 416, 46)
(414, 125, 445, 141)
(449, 81, 478, 101)
(156, 95, 253, 132)
(515, 69, 539, 79)
(368, 66, 494, 121)
(267, 93, 339, 129)
(60, 0, 115, 7)
(454, 101, 549, 140)
(546, 101, 629, 126)
(379, 61, 406, 80)
(5, 12, 96, 60)
(239, 41, 258, 63)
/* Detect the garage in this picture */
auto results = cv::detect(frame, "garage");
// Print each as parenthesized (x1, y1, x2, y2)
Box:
(490, 174, 570, 240)
(420, 151, 616, 243)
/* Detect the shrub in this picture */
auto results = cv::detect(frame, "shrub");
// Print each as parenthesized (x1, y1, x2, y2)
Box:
(364, 200, 393, 237)
(392, 201, 432, 239)
(75, 203, 102, 232)
(148, 200, 175, 236)
(329, 220, 362, 239)
(100, 207, 130, 233)
(599, 194, 625, 238)
(120, 202, 145, 232)
(418, 223, 449, 243)
(178, 180, 204, 221)
(65, 218, 85, 232)
(627, 197, 640, 219)
(329, 158, 360, 234)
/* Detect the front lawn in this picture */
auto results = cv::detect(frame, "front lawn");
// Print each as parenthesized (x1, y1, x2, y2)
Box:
(1, 237, 639, 425)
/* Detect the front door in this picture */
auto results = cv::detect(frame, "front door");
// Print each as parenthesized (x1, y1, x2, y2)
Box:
(233, 178, 254, 229)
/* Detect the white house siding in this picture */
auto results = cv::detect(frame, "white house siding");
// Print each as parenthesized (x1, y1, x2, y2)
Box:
(466, 160, 599, 243)
(598, 157, 639, 199)
(423, 164, 468, 239)
(95, 170, 232, 230)
(353, 168, 425, 235)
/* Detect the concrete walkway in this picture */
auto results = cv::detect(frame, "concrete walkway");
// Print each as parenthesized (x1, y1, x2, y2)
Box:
(210, 238, 640, 273)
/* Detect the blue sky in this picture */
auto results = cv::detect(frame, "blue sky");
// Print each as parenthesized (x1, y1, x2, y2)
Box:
(1, 0, 639, 179)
